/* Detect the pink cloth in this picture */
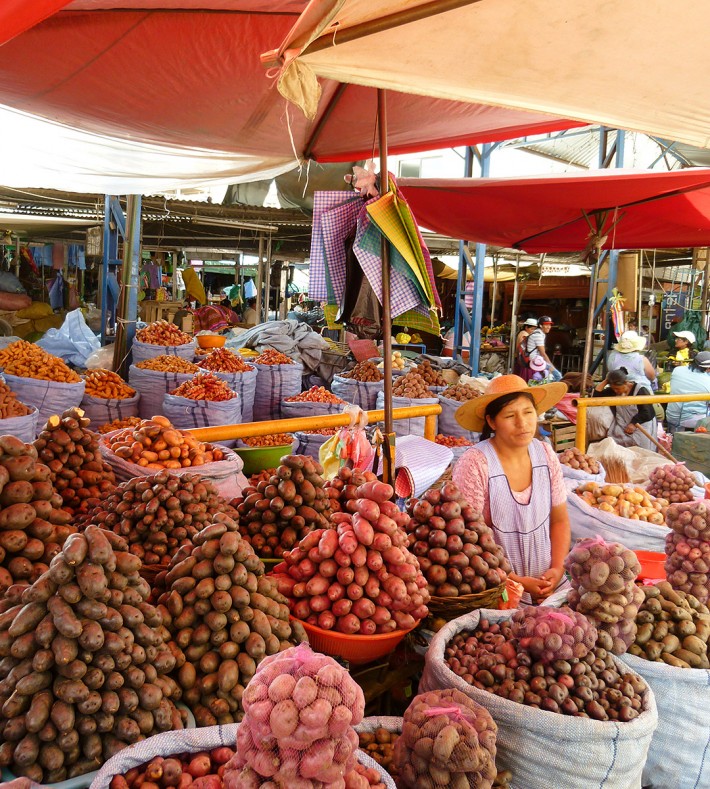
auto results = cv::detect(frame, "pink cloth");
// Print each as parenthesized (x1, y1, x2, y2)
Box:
(452, 439, 566, 528)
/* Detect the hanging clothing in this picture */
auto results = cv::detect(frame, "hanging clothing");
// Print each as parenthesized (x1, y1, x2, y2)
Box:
(593, 383, 657, 450)
(454, 438, 570, 606)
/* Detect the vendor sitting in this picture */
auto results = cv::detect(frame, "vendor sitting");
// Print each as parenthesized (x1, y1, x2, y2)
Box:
(592, 368, 657, 450)
(452, 375, 571, 605)
(670, 330, 696, 367)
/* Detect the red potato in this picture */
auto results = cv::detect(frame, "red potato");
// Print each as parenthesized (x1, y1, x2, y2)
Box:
(327, 582, 346, 601)
(318, 530, 338, 558)
(190, 777, 221, 789)
(352, 598, 376, 620)
(359, 619, 376, 636)
(186, 755, 211, 779)
(210, 748, 234, 765)
(309, 595, 331, 613)
(305, 575, 329, 596)
(354, 499, 380, 523)
(332, 599, 353, 617)
(317, 611, 336, 630)
(336, 567, 355, 586)
(352, 515, 375, 546)
(337, 614, 361, 634)
(356, 482, 393, 503)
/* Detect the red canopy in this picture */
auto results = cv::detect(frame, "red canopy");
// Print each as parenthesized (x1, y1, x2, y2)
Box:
(0, 2, 579, 161)
(398, 169, 710, 253)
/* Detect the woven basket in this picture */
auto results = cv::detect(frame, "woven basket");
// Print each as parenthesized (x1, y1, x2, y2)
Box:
(428, 582, 506, 620)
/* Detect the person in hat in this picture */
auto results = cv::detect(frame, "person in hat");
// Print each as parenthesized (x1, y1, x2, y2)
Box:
(513, 318, 538, 378)
(607, 330, 656, 390)
(452, 375, 571, 605)
(592, 368, 657, 449)
(525, 316, 562, 381)
(670, 330, 696, 366)
(666, 351, 710, 433)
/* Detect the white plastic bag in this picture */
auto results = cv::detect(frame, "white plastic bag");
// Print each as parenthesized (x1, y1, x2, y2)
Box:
(0, 406, 38, 442)
(560, 461, 606, 485)
(99, 439, 244, 499)
(375, 391, 438, 437)
(437, 393, 478, 441)
(566, 480, 670, 552)
(131, 338, 196, 364)
(128, 365, 195, 420)
(163, 393, 241, 431)
(91, 724, 396, 789)
(85, 344, 118, 371)
(619, 653, 710, 788)
(586, 437, 673, 484)
(331, 374, 383, 410)
(3, 372, 85, 429)
(36, 308, 100, 366)
(80, 393, 140, 430)
(420, 608, 658, 789)
(252, 361, 303, 421)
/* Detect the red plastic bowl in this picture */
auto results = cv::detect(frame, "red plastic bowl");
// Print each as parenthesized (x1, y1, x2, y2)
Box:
(293, 617, 417, 665)
(635, 550, 666, 581)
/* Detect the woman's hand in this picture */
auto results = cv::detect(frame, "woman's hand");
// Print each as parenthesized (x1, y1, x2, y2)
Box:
(624, 423, 637, 435)
(538, 566, 564, 597)
(517, 576, 549, 601)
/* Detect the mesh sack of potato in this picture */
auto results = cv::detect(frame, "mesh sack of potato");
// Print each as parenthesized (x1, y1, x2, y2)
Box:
(393, 688, 497, 789)
(157, 519, 306, 725)
(510, 605, 597, 663)
(647, 463, 698, 504)
(223, 643, 365, 786)
(0, 434, 76, 594)
(664, 499, 710, 603)
(34, 407, 116, 517)
(232, 454, 331, 559)
(0, 525, 186, 784)
(564, 535, 644, 654)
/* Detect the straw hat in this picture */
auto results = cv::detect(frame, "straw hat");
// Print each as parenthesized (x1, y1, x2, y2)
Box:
(455, 375, 568, 432)
(674, 330, 696, 344)
(613, 330, 646, 354)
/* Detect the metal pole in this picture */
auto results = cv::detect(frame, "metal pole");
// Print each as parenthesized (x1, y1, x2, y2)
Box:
(378, 88, 395, 484)
(469, 143, 491, 375)
(489, 254, 498, 329)
(112, 195, 142, 377)
(507, 254, 521, 373)
(453, 146, 474, 361)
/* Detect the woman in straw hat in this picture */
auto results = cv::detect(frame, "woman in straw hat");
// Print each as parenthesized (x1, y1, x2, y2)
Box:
(607, 330, 656, 390)
(452, 375, 571, 605)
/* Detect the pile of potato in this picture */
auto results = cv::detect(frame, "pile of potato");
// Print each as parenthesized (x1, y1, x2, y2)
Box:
(157, 520, 305, 725)
(110, 747, 235, 789)
(376, 352, 406, 372)
(242, 434, 293, 448)
(392, 370, 435, 398)
(83, 370, 136, 400)
(435, 434, 473, 448)
(253, 350, 294, 366)
(302, 428, 338, 436)
(558, 447, 601, 475)
(34, 408, 116, 516)
(565, 537, 644, 654)
(0, 381, 32, 418)
(665, 499, 710, 603)
(323, 466, 378, 514)
(232, 455, 331, 558)
(136, 321, 192, 346)
(284, 386, 345, 404)
(170, 374, 237, 402)
(359, 728, 398, 780)
(440, 383, 480, 402)
(0, 340, 80, 383)
(98, 416, 142, 435)
(445, 612, 649, 722)
(81, 471, 239, 567)
(0, 435, 75, 593)
(575, 482, 667, 523)
(224, 644, 365, 786)
(414, 360, 446, 387)
(393, 688, 498, 789)
(273, 479, 429, 634)
(198, 348, 253, 374)
(648, 463, 697, 503)
(135, 357, 199, 374)
(104, 415, 225, 471)
(628, 582, 710, 668)
(406, 482, 511, 598)
(342, 361, 383, 382)
(0, 525, 185, 783)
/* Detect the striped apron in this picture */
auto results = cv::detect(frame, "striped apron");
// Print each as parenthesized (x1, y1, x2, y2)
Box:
(478, 438, 569, 605)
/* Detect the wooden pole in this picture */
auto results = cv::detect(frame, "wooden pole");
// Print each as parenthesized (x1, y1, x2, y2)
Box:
(112, 196, 141, 377)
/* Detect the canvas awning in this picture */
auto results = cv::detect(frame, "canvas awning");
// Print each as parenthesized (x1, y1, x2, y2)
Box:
(0, 1, 578, 192)
(268, 0, 710, 150)
(397, 169, 710, 253)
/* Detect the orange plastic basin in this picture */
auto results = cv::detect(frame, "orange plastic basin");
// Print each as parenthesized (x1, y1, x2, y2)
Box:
(196, 334, 226, 349)
(635, 550, 666, 581)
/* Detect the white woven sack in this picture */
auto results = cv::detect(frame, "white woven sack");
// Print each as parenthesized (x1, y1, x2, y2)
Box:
(618, 653, 710, 788)
(437, 393, 478, 442)
(128, 365, 195, 420)
(163, 393, 241, 431)
(90, 723, 396, 789)
(331, 374, 383, 410)
(252, 362, 303, 421)
(294, 430, 331, 459)
(566, 481, 670, 552)
(0, 406, 38, 442)
(280, 400, 344, 421)
(3, 372, 85, 428)
(375, 391, 438, 437)
(560, 461, 607, 485)
(131, 339, 196, 364)
(98, 439, 244, 499)
(209, 367, 257, 422)
(420, 608, 658, 789)
(80, 392, 140, 430)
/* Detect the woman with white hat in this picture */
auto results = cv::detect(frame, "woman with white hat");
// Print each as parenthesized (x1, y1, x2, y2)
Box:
(607, 330, 656, 390)
(453, 375, 571, 605)
(670, 330, 696, 367)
